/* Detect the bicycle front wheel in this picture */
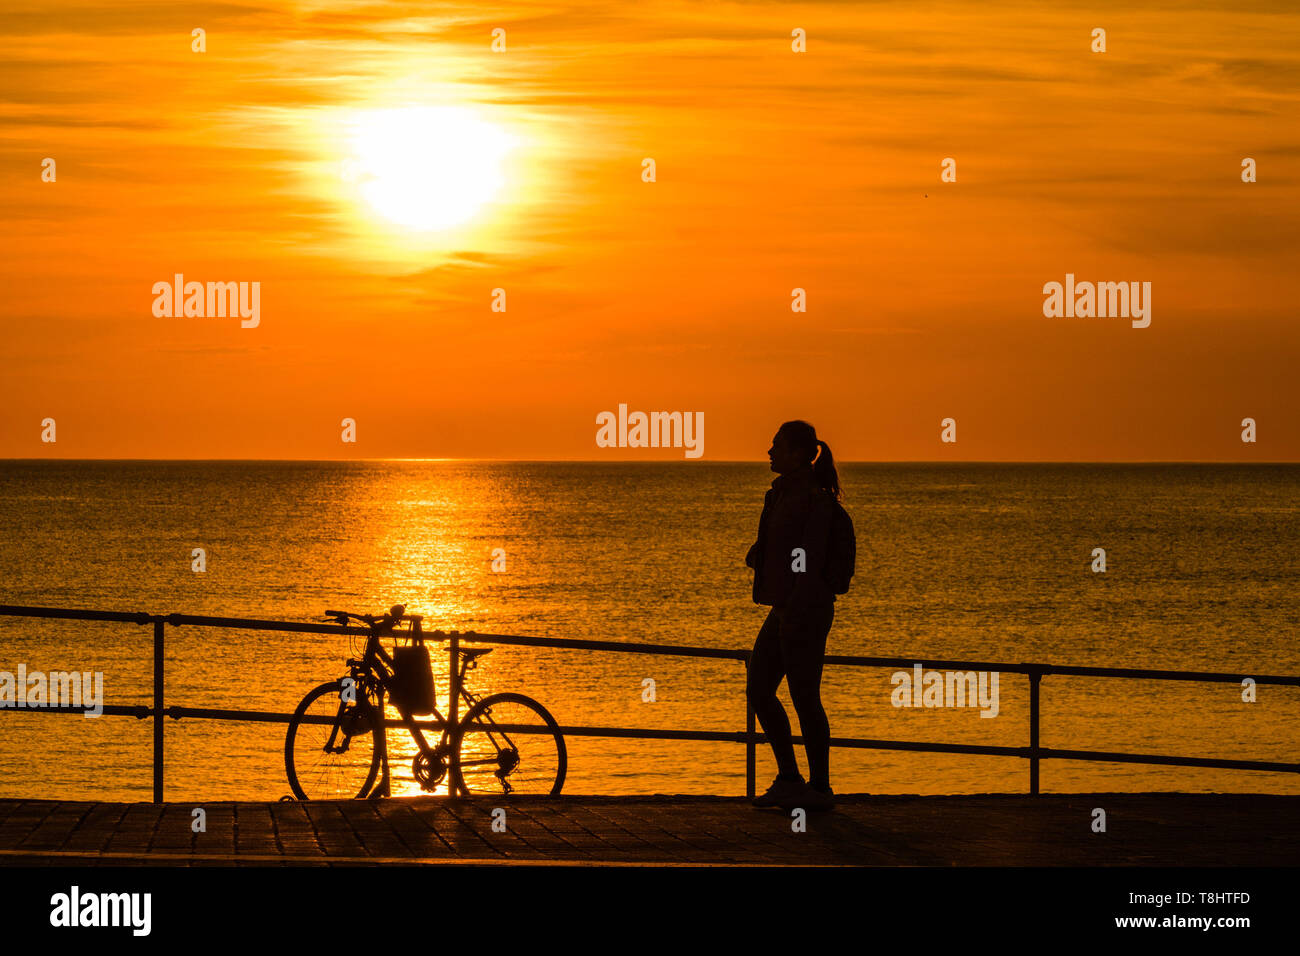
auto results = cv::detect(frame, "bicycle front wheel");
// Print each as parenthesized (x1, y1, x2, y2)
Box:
(285, 680, 382, 800)
(451, 693, 566, 796)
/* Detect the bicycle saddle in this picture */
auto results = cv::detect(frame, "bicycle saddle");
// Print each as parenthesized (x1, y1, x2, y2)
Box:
(460, 647, 494, 661)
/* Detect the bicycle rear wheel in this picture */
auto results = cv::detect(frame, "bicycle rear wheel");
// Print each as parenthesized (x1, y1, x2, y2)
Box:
(285, 680, 382, 800)
(450, 692, 566, 796)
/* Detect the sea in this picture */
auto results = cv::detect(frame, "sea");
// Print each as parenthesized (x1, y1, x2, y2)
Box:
(1, 460, 1297, 801)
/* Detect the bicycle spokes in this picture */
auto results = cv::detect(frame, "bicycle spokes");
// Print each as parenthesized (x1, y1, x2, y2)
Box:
(285, 683, 380, 800)
(454, 695, 565, 796)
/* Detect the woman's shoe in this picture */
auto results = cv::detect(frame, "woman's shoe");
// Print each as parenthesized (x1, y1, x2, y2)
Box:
(800, 784, 835, 812)
(752, 774, 807, 808)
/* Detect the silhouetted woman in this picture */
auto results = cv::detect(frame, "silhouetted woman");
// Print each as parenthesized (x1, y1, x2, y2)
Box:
(745, 420, 850, 812)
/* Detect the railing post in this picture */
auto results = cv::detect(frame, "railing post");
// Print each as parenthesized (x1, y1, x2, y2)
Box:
(449, 630, 460, 796)
(153, 617, 165, 803)
(1028, 670, 1041, 796)
(743, 658, 756, 799)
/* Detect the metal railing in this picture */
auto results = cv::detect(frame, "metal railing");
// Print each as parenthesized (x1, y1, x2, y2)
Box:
(2, 603, 1298, 802)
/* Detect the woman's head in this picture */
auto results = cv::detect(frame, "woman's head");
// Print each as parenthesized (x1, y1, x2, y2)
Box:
(767, 420, 842, 500)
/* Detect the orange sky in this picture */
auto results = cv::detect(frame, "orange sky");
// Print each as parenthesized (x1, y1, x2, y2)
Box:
(2, 0, 1298, 461)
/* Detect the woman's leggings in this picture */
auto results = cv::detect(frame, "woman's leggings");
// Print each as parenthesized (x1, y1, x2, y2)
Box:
(746, 601, 834, 790)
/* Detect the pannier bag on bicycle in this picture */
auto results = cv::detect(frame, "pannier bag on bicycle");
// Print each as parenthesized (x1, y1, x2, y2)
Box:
(392, 633, 435, 715)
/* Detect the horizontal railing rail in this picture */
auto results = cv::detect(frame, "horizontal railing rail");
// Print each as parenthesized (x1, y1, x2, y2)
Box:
(1, 603, 1297, 802)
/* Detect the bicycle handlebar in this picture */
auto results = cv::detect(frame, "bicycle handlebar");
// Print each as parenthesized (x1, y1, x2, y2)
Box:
(324, 605, 426, 633)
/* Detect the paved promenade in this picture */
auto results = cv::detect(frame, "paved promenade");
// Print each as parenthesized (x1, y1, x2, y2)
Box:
(0, 793, 1295, 866)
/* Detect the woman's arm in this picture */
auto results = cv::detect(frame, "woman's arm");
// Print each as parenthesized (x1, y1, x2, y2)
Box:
(745, 489, 774, 568)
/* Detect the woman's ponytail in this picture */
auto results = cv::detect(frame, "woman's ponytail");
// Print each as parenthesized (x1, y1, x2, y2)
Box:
(813, 439, 842, 502)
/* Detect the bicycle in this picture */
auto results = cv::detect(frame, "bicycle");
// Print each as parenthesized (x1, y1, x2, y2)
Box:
(284, 604, 566, 799)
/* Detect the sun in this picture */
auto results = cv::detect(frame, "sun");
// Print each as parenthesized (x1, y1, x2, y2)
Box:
(347, 106, 515, 231)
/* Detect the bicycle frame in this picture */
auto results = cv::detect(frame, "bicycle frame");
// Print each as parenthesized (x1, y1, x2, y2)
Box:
(349, 626, 489, 798)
